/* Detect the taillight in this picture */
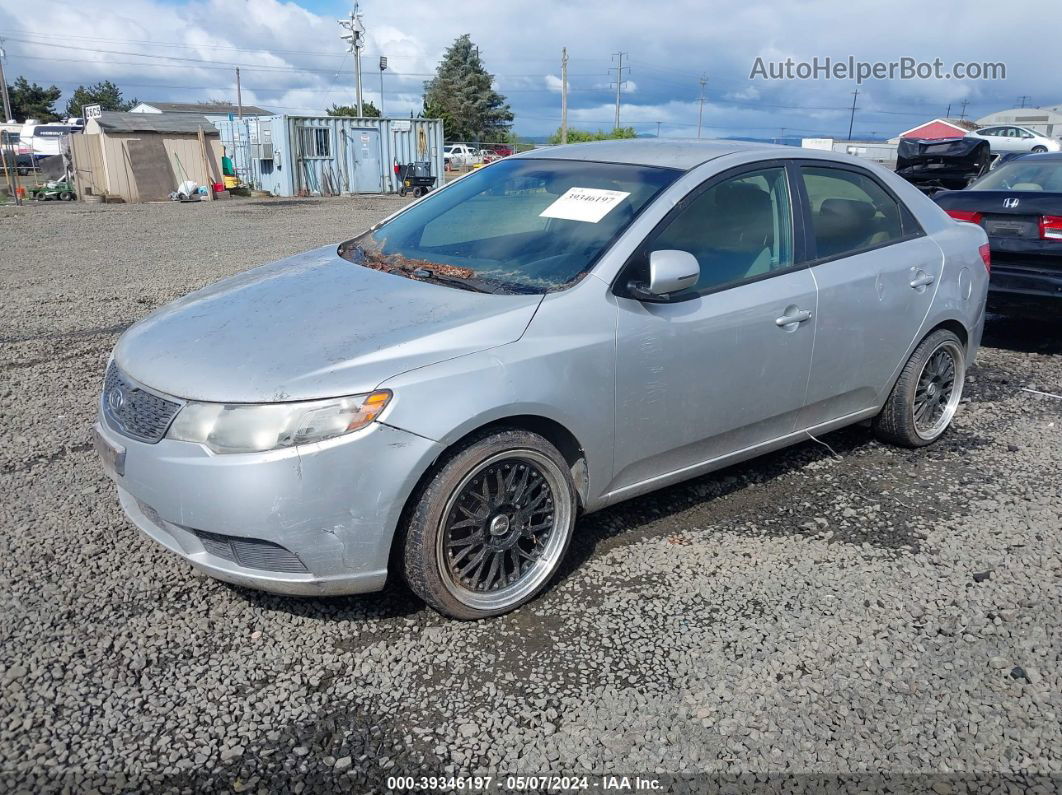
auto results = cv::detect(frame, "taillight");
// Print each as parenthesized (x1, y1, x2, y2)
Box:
(946, 209, 983, 225)
(979, 243, 991, 273)
(1039, 214, 1062, 240)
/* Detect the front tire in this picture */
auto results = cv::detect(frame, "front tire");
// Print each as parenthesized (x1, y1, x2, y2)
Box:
(1032, 145, 1048, 153)
(402, 430, 576, 619)
(873, 329, 965, 447)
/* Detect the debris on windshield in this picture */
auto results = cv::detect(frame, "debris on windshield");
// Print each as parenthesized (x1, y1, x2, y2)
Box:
(340, 241, 476, 280)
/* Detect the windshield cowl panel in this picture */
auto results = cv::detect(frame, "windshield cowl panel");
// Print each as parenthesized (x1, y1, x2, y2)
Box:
(338, 158, 681, 295)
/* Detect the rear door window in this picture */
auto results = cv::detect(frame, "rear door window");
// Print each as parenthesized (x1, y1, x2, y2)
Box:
(800, 166, 905, 260)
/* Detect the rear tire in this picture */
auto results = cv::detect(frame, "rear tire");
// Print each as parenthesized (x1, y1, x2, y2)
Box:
(873, 329, 965, 447)
(402, 430, 577, 620)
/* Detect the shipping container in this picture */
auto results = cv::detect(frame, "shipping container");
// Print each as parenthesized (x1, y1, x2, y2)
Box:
(214, 115, 445, 196)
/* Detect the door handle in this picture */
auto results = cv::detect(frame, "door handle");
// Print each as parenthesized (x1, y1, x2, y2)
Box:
(775, 309, 812, 327)
(909, 272, 936, 289)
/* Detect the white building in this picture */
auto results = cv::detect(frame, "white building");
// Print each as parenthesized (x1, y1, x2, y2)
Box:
(130, 101, 274, 123)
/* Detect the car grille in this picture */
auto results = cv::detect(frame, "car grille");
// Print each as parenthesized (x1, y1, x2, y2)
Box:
(192, 529, 309, 574)
(102, 363, 182, 443)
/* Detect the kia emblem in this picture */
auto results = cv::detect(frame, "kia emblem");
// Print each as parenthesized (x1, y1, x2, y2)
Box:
(1003, 197, 1020, 208)
(107, 386, 126, 413)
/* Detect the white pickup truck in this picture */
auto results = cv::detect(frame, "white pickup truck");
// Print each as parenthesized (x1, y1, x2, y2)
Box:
(443, 144, 483, 169)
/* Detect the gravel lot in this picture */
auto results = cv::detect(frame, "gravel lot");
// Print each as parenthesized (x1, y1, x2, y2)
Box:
(1, 197, 1060, 792)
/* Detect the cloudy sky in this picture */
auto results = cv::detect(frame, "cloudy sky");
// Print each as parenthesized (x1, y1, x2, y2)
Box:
(0, 0, 1055, 140)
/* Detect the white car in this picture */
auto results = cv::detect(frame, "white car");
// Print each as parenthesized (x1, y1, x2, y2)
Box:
(969, 125, 1061, 154)
(444, 144, 483, 168)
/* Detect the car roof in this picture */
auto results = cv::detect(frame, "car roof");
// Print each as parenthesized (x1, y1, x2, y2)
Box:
(513, 138, 787, 171)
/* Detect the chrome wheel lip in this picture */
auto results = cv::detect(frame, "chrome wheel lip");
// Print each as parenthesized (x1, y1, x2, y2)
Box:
(913, 340, 964, 441)
(436, 449, 571, 612)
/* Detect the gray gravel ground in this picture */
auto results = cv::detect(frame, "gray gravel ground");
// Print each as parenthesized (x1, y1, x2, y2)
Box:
(1, 197, 1060, 792)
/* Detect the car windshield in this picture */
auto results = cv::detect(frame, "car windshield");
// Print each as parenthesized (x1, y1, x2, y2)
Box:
(971, 160, 1062, 192)
(339, 158, 681, 294)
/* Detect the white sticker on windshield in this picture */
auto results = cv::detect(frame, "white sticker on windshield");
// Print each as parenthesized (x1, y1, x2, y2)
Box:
(539, 187, 631, 223)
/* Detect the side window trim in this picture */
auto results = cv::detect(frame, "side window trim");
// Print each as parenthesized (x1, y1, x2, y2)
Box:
(612, 159, 809, 302)
(792, 159, 926, 265)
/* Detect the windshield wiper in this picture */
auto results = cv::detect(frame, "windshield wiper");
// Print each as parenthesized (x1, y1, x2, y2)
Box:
(389, 265, 499, 294)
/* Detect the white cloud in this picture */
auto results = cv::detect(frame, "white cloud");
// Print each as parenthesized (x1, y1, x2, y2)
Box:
(0, 0, 1054, 138)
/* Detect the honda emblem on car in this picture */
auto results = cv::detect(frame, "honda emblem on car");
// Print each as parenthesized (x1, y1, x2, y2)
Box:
(1003, 197, 1020, 208)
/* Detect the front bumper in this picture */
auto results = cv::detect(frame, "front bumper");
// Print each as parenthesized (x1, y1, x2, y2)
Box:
(95, 419, 442, 596)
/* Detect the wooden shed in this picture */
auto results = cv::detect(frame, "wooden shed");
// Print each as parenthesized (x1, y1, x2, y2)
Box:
(70, 111, 223, 202)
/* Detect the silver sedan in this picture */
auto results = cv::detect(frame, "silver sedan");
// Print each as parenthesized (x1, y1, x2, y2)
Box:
(94, 140, 989, 619)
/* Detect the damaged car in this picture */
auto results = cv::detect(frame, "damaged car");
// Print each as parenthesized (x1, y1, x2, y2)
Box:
(895, 136, 992, 195)
(94, 140, 989, 619)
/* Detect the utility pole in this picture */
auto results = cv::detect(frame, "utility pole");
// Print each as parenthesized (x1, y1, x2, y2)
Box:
(847, 88, 859, 140)
(656, 121, 662, 138)
(1017, 95, 1031, 108)
(610, 52, 628, 131)
(235, 67, 243, 119)
(0, 39, 13, 122)
(959, 99, 969, 120)
(339, 3, 366, 116)
(697, 74, 707, 139)
(560, 47, 568, 144)
(945, 103, 951, 118)
(379, 56, 387, 116)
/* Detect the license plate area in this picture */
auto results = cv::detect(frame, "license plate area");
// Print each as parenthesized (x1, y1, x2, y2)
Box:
(92, 423, 126, 477)
(984, 214, 1037, 239)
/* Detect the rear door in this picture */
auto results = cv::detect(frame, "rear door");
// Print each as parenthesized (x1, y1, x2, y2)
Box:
(796, 162, 944, 426)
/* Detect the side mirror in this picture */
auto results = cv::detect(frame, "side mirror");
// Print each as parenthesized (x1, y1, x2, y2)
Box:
(627, 250, 700, 301)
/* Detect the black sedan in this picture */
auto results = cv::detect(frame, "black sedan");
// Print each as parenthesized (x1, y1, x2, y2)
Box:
(933, 152, 1062, 318)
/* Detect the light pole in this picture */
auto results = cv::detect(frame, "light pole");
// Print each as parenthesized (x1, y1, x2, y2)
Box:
(379, 56, 387, 116)
(338, 4, 366, 116)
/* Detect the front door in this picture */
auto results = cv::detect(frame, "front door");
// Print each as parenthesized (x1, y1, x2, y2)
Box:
(795, 163, 944, 426)
(351, 128, 382, 193)
(610, 164, 817, 496)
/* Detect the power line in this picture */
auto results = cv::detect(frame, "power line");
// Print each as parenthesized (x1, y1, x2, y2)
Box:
(697, 74, 707, 138)
(847, 88, 859, 140)
(609, 52, 629, 129)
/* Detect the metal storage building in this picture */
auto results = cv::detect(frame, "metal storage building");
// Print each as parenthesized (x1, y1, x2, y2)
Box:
(213, 115, 445, 196)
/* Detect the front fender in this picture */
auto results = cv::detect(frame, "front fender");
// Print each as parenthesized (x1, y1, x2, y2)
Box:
(378, 287, 618, 510)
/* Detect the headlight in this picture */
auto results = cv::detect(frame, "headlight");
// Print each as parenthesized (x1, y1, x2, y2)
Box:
(166, 391, 391, 454)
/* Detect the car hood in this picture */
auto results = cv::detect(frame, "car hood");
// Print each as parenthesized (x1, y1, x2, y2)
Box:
(114, 244, 543, 402)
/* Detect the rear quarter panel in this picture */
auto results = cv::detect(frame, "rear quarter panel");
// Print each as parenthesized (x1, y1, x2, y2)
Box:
(875, 163, 989, 369)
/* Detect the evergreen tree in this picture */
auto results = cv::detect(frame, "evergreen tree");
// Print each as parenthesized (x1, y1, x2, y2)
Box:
(7, 77, 62, 122)
(422, 34, 512, 142)
(327, 101, 380, 118)
(64, 81, 137, 118)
